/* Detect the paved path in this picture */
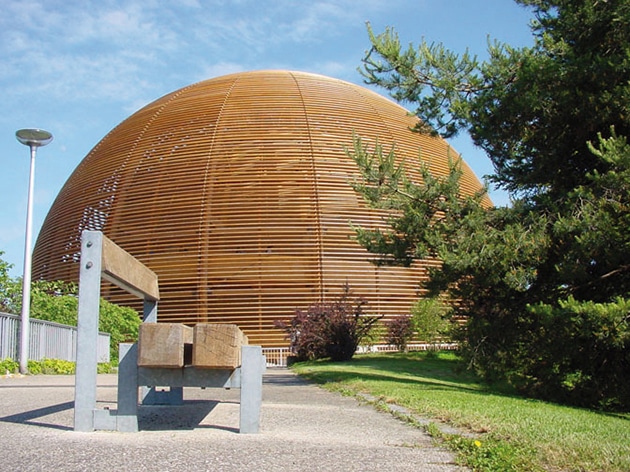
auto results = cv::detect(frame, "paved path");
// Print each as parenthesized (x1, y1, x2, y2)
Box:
(0, 369, 466, 471)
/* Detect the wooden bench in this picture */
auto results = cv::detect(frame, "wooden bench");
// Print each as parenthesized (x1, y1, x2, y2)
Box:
(113, 322, 265, 433)
(74, 230, 264, 434)
(138, 322, 248, 369)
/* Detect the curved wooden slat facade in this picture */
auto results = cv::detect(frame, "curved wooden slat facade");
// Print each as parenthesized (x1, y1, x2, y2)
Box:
(32, 70, 488, 346)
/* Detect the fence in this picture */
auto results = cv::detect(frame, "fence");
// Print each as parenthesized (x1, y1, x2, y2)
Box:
(1, 312, 455, 368)
(361, 342, 459, 353)
(0, 312, 110, 363)
(262, 347, 291, 367)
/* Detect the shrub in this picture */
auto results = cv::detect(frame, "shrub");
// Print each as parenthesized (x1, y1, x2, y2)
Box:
(3, 358, 114, 375)
(28, 281, 141, 362)
(386, 315, 414, 351)
(97, 299, 141, 363)
(97, 362, 115, 374)
(39, 358, 76, 375)
(0, 358, 19, 374)
(27, 360, 42, 375)
(412, 298, 452, 345)
(511, 297, 630, 410)
(276, 284, 381, 361)
(0, 252, 21, 314)
(30, 281, 79, 326)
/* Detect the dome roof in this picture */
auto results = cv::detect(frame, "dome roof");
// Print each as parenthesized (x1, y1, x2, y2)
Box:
(33, 70, 487, 346)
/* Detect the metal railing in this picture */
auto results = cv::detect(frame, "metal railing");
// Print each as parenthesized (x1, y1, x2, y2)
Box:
(360, 342, 459, 353)
(2, 310, 457, 369)
(0, 312, 110, 363)
(262, 347, 291, 367)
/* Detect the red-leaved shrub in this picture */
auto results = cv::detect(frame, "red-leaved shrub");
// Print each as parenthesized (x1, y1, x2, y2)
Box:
(275, 285, 381, 361)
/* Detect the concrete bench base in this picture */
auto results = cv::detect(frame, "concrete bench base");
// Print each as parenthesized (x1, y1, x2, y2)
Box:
(92, 344, 265, 433)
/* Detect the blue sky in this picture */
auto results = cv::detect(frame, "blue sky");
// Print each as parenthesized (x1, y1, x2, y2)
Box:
(0, 0, 535, 276)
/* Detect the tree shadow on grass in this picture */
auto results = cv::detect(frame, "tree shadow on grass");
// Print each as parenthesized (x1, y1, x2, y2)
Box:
(296, 351, 517, 399)
(296, 352, 630, 418)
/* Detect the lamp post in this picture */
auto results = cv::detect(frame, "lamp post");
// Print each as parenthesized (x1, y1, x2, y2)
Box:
(16, 128, 53, 374)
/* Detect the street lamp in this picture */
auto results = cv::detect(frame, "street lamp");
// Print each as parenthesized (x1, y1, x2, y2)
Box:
(16, 128, 53, 374)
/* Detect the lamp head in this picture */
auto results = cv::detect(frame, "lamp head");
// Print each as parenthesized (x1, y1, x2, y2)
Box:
(16, 128, 53, 148)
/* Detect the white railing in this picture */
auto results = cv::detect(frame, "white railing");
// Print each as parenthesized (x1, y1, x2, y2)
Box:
(262, 347, 291, 367)
(359, 342, 459, 353)
(0, 312, 110, 363)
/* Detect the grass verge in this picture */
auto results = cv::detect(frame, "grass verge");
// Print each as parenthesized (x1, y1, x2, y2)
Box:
(291, 351, 630, 472)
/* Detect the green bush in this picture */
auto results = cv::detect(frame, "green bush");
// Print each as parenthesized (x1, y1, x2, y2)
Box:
(462, 296, 630, 410)
(0, 358, 19, 374)
(39, 358, 76, 375)
(26, 360, 42, 375)
(27, 281, 141, 362)
(30, 281, 79, 326)
(514, 297, 630, 410)
(1, 256, 139, 363)
(1, 254, 135, 366)
(3, 358, 114, 375)
(97, 362, 115, 374)
(97, 299, 141, 362)
(411, 298, 451, 345)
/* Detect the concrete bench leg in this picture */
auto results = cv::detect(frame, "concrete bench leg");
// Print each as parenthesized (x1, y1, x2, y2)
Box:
(117, 343, 139, 432)
(239, 345, 264, 433)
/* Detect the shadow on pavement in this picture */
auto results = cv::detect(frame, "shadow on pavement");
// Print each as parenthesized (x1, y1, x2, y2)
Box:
(138, 399, 238, 432)
(263, 371, 309, 386)
(0, 401, 74, 431)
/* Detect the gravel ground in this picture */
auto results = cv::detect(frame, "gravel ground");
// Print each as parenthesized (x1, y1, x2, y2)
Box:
(0, 369, 467, 471)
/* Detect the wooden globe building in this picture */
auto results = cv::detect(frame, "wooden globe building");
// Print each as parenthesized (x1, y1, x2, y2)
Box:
(32, 70, 487, 346)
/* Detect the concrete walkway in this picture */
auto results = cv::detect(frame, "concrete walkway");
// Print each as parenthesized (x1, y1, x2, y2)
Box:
(0, 369, 466, 471)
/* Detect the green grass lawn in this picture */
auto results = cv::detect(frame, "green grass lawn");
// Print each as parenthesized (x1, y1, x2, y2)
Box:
(291, 351, 630, 472)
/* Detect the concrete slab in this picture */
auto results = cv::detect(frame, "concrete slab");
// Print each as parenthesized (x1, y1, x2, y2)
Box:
(0, 369, 467, 471)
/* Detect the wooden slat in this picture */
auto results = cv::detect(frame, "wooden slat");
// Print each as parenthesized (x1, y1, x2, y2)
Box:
(192, 323, 248, 369)
(100, 234, 160, 301)
(137, 323, 193, 368)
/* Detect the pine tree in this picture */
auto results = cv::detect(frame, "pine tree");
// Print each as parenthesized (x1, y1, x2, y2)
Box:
(351, 0, 630, 409)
